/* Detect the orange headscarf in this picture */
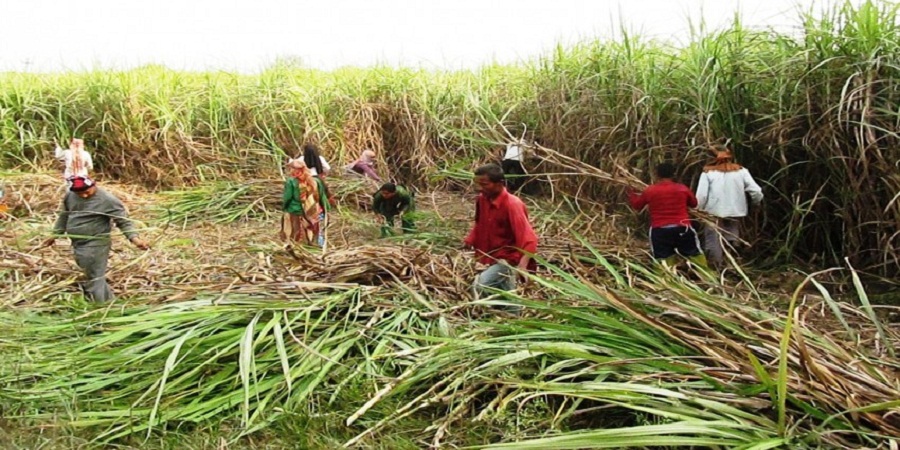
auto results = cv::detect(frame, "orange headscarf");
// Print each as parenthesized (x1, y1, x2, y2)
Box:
(703, 149, 743, 173)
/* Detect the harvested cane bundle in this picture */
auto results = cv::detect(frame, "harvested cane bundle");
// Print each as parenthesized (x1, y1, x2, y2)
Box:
(272, 244, 473, 298)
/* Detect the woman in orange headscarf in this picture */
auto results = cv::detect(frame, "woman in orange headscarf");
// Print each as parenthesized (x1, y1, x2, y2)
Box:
(281, 158, 321, 245)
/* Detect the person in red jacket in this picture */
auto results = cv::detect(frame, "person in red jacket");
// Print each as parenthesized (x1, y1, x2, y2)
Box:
(464, 164, 538, 301)
(628, 162, 708, 269)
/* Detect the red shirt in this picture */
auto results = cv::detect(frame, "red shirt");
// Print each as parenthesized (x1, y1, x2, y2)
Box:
(464, 188, 538, 267)
(628, 180, 697, 228)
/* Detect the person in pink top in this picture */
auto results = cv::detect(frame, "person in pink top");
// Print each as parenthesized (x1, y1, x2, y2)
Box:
(628, 162, 708, 269)
(348, 149, 381, 182)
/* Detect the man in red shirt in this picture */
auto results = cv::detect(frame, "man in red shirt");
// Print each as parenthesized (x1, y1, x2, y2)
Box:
(628, 162, 708, 269)
(464, 164, 538, 301)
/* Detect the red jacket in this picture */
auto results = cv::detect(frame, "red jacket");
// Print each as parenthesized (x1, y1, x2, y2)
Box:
(628, 180, 697, 228)
(464, 188, 538, 268)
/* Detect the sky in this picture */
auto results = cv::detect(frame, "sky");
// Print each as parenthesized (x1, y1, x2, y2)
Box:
(0, 0, 855, 73)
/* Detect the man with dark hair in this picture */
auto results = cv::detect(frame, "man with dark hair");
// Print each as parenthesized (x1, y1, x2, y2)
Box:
(628, 163, 708, 269)
(464, 164, 538, 303)
(42, 176, 150, 302)
(372, 182, 415, 237)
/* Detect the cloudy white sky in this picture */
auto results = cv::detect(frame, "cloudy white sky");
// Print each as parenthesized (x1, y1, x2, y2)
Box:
(0, 0, 855, 73)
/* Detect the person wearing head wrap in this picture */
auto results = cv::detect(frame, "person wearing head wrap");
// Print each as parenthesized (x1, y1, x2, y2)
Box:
(300, 144, 336, 248)
(348, 149, 382, 182)
(312, 174, 335, 249)
(55, 138, 94, 181)
(695, 145, 764, 267)
(42, 176, 150, 302)
(281, 158, 321, 245)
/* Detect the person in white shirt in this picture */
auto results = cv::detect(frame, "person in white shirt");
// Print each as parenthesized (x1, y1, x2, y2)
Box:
(302, 144, 331, 177)
(55, 138, 93, 181)
(695, 147, 764, 267)
(501, 142, 527, 192)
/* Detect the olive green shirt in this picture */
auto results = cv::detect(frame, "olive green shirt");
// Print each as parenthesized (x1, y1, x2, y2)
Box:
(52, 188, 139, 247)
(373, 186, 413, 217)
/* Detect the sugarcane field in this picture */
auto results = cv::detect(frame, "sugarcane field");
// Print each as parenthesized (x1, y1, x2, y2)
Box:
(1, 2, 899, 449)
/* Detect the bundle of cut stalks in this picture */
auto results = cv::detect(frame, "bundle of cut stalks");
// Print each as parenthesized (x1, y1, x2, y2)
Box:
(274, 244, 473, 298)
(154, 179, 280, 225)
(0, 248, 80, 306)
(1, 172, 147, 217)
(1, 234, 479, 307)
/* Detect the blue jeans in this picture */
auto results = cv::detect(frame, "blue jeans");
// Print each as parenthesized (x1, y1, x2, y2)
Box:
(317, 212, 326, 247)
(473, 263, 517, 299)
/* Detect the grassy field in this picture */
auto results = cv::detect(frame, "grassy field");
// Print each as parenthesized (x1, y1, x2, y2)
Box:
(1, 1, 899, 448)
(1, 171, 898, 449)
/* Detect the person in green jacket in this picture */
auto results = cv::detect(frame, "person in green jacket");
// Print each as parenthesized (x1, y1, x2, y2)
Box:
(372, 183, 415, 237)
(280, 159, 320, 244)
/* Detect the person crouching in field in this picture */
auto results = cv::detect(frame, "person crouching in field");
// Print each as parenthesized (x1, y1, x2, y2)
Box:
(348, 149, 382, 182)
(42, 176, 149, 302)
(695, 146, 764, 268)
(464, 164, 538, 306)
(628, 162, 708, 269)
(281, 158, 320, 245)
(372, 182, 415, 237)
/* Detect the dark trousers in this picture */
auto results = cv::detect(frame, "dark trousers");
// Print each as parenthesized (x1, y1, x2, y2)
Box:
(501, 159, 527, 192)
(380, 196, 416, 237)
(649, 226, 703, 259)
(381, 213, 416, 237)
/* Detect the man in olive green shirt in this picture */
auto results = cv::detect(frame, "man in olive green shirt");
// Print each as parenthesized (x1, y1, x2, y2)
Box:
(43, 176, 149, 302)
(372, 183, 415, 237)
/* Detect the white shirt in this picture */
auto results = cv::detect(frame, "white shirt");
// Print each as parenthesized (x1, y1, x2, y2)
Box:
(309, 156, 331, 177)
(55, 146, 93, 179)
(503, 144, 523, 161)
(696, 168, 764, 218)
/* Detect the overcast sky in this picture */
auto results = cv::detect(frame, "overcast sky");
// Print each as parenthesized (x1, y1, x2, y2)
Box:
(0, 0, 857, 73)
